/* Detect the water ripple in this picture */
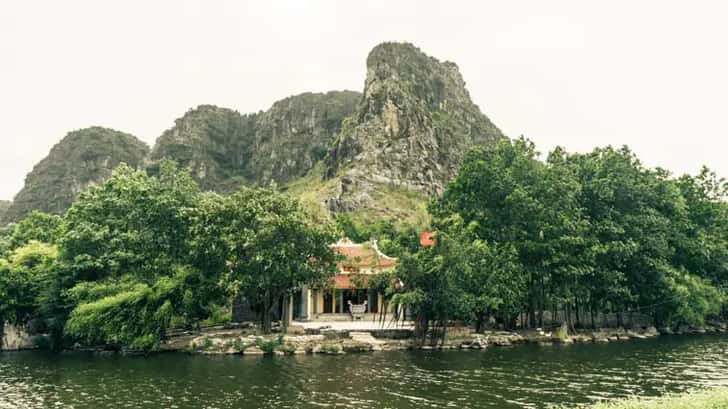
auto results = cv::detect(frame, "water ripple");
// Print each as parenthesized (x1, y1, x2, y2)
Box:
(1, 334, 728, 408)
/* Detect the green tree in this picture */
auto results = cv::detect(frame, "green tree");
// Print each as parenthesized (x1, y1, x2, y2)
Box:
(215, 187, 338, 333)
(391, 215, 472, 344)
(462, 237, 526, 332)
(567, 147, 690, 326)
(1, 211, 63, 255)
(61, 161, 199, 283)
(660, 271, 724, 326)
(0, 223, 15, 258)
(674, 167, 728, 288)
(0, 241, 58, 328)
(64, 268, 193, 350)
(434, 138, 587, 329)
(58, 161, 223, 349)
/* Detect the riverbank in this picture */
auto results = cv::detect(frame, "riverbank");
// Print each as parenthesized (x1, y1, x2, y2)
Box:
(4, 320, 726, 355)
(152, 321, 727, 356)
(581, 388, 728, 408)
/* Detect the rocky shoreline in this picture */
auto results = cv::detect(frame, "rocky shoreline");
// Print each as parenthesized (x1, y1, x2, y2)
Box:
(153, 321, 727, 357)
(4, 321, 726, 355)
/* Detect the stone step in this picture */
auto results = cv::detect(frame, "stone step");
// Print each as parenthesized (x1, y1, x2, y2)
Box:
(349, 332, 385, 345)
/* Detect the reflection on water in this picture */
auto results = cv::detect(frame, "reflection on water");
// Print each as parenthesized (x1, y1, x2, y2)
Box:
(1, 334, 727, 409)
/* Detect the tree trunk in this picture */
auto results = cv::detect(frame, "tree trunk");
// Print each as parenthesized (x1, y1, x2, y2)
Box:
(262, 305, 272, 333)
(414, 312, 428, 343)
(538, 275, 554, 328)
(261, 292, 275, 334)
(281, 294, 292, 331)
(475, 311, 485, 333)
(439, 321, 447, 347)
(567, 303, 575, 334)
(590, 307, 596, 329)
(575, 296, 582, 328)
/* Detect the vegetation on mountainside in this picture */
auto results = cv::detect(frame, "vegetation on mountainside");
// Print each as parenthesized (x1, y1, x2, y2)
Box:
(149, 91, 361, 192)
(1, 139, 727, 351)
(284, 162, 430, 229)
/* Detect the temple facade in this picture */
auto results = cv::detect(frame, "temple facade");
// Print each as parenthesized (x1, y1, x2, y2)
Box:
(294, 238, 397, 320)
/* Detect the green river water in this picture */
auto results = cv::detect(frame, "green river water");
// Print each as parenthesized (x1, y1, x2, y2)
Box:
(1, 334, 727, 409)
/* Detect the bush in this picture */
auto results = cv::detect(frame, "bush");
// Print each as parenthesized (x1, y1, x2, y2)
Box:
(256, 335, 283, 354)
(200, 304, 231, 327)
(277, 342, 297, 354)
(233, 337, 247, 353)
(320, 343, 343, 354)
(555, 322, 569, 341)
(129, 334, 158, 351)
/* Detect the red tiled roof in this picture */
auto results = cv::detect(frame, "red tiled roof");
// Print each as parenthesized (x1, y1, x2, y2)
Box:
(332, 239, 397, 270)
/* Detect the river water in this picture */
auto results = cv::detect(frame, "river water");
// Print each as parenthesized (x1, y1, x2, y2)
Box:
(1, 334, 727, 409)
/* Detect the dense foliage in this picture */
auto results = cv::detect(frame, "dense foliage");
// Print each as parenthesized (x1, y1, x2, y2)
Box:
(0, 161, 338, 350)
(383, 138, 726, 339)
(192, 188, 338, 332)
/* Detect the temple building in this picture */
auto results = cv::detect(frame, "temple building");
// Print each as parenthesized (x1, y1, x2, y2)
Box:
(294, 238, 397, 320)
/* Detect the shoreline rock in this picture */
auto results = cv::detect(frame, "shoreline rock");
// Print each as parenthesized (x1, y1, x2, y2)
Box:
(6, 322, 726, 355)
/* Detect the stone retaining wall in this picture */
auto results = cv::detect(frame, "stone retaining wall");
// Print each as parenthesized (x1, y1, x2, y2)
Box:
(1, 322, 36, 351)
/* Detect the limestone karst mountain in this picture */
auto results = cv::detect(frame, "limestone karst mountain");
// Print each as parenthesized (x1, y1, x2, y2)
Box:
(3, 42, 504, 226)
(2, 127, 149, 224)
(327, 42, 502, 194)
(148, 91, 361, 191)
(316, 42, 504, 221)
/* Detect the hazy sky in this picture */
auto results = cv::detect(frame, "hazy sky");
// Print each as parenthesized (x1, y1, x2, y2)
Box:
(1, 1, 727, 201)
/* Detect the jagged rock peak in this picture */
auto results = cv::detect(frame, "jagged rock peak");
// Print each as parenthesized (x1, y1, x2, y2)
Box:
(2, 127, 149, 224)
(364, 42, 470, 111)
(324, 42, 504, 213)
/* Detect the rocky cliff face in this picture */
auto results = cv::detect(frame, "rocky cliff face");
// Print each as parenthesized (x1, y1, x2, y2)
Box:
(0, 201, 10, 223)
(1, 323, 35, 351)
(323, 42, 503, 213)
(2, 127, 149, 223)
(148, 105, 257, 191)
(149, 91, 361, 191)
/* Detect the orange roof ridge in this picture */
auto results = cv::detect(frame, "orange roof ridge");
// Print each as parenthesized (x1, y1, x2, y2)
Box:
(332, 238, 397, 270)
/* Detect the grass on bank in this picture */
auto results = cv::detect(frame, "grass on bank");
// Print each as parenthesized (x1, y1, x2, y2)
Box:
(283, 161, 431, 229)
(581, 388, 728, 409)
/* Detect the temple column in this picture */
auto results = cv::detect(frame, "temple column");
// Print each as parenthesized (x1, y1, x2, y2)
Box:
(312, 289, 318, 315)
(299, 286, 309, 320)
(282, 294, 293, 329)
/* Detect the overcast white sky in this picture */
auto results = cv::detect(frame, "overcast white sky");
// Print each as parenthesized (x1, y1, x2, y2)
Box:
(1, 1, 727, 201)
